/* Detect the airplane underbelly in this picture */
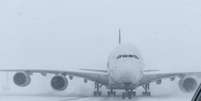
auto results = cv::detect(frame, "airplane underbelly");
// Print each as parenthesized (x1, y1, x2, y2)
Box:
(109, 64, 143, 84)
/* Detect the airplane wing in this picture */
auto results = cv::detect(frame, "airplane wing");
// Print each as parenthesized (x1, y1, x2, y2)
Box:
(143, 69, 160, 72)
(0, 69, 109, 85)
(79, 68, 107, 73)
(138, 71, 201, 86)
(79, 68, 160, 73)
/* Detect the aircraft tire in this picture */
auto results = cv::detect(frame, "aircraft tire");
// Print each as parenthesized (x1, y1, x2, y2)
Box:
(122, 93, 126, 99)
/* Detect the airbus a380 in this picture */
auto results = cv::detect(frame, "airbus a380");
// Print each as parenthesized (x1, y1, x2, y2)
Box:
(1, 30, 201, 99)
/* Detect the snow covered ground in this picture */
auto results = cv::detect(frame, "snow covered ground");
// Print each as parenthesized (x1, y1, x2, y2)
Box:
(0, 93, 193, 101)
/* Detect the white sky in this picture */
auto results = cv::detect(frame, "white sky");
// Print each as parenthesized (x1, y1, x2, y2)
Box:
(0, 0, 201, 71)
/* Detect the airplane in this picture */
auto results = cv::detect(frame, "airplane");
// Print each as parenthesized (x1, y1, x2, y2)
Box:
(0, 29, 201, 99)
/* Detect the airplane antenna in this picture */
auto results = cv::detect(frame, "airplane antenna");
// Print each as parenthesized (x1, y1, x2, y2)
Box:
(118, 28, 122, 45)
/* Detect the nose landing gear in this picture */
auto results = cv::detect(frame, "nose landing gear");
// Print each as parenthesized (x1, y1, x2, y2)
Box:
(107, 89, 116, 97)
(122, 89, 136, 99)
(142, 83, 151, 96)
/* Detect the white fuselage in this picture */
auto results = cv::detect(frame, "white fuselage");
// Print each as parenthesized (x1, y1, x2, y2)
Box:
(107, 44, 144, 88)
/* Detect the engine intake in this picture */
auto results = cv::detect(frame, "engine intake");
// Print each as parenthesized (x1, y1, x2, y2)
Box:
(13, 72, 31, 87)
(51, 75, 68, 91)
(179, 76, 198, 93)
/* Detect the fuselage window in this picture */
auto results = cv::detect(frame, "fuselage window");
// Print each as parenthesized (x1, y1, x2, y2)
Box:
(116, 54, 139, 60)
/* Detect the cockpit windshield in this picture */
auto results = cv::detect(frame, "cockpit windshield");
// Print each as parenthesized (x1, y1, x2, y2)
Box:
(116, 54, 139, 60)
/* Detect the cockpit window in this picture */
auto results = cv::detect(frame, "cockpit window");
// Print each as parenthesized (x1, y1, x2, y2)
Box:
(116, 54, 139, 60)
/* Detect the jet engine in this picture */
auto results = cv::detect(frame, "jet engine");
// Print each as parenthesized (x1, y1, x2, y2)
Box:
(179, 76, 198, 93)
(13, 72, 31, 87)
(51, 75, 68, 91)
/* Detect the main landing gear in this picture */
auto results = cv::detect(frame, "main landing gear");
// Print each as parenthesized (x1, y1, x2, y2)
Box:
(142, 83, 151, 96)
(93, 82, 102, 96)
(122, 89, 136, 99)
(107, 89, 116, 97)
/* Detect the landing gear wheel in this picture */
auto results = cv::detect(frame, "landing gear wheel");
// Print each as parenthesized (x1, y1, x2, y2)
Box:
(98, 92, 102, 96)
(128, 92, 132, 99)
(93, 82, 102, 97)
(94, 91, 102, 96)
(142, 83, 151, 96)
(93, 91, 97, 96)
(122, 92, 126, 99)
(121, 90, 136, 99)
(107, 89, 116, 97)
(113, 92, 116, 96)
(142, 92, 151, 96)
(107, 91, 110, 97)
(132, 91, 136, 96)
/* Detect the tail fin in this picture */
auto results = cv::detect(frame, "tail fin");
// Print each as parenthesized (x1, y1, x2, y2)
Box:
(118, 28, 122, 45)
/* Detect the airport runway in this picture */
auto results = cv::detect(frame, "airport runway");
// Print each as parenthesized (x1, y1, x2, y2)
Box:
(0, 94, 192, 101)
(0, 87, 193, 101)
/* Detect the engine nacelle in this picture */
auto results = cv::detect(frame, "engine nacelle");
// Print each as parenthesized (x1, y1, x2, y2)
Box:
(179, 76, 198, 93)
(51, 75, 68, 91)
(13, 72, 31, 87)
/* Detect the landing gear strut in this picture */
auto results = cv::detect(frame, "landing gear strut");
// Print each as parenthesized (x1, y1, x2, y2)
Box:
(142, 83, 151, 96)
(107, 89, 116, 97)
(93, 82, 102, 96)
(122, 89, 136, 99)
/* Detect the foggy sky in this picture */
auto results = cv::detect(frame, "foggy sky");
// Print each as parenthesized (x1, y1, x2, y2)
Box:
(0, 0, 201, 72)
